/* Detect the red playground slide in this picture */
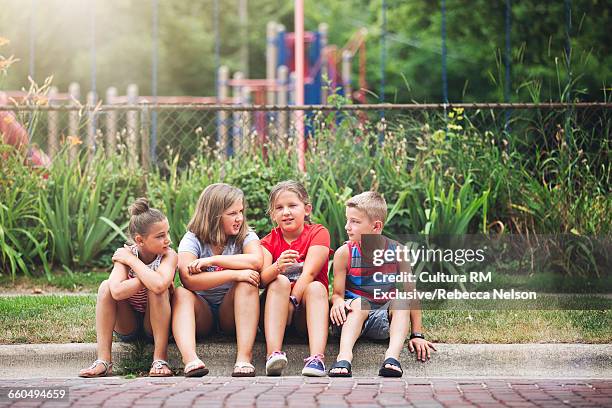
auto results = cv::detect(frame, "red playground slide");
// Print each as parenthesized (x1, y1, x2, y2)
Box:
(0, 92, 50, 167)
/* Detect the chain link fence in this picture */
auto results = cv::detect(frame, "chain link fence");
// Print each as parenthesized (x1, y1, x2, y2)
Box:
(1, 103, 610, 171)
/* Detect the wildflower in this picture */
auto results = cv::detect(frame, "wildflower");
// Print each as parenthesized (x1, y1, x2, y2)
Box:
(2, 115, 14, 124)
(0, 37, 9, 47)
(35, 96, 48, 106)
(67, 136, 82, 146)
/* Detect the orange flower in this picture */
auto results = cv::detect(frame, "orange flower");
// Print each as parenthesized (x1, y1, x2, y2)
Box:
(67, 136, 83, 146)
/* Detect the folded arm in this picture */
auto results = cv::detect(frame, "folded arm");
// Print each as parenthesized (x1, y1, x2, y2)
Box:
(107, 262, 144, 301)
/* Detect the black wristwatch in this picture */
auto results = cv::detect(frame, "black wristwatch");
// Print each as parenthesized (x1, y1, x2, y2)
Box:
(410, 332, 425, 340)
(289, 295, 299, 308)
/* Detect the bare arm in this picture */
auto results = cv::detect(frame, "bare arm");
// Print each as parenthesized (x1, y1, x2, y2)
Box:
(112, 247, 177, 294)
(330, 244, 349, 325)
(107, 262, 144, 301)
(179, 240, 261, 291)
(290, 245, 329, 303)
(198, 240, 263, 271)
(260, 247, 278, 286)
(178, 252, 238, 291)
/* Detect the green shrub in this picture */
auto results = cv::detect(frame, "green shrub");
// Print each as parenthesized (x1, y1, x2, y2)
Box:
(0, 144, 52, 279)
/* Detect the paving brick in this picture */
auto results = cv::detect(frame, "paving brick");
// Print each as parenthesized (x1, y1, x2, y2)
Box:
(1, 377, 611, 407)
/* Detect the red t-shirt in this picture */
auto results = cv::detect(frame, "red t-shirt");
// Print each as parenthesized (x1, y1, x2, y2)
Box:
(261, 223, 333, 290)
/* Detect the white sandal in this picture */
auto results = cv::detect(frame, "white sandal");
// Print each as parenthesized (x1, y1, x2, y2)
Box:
(232, 361, 256, 377)
(149, 359, 173, 377)
(184, 358, 209, 377)
(79, 359, 112, 378)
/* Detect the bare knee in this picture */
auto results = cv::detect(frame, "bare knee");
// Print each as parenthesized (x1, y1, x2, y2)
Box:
(171, 286, 195, 307)
(97, 280, 112, 299)
(388, 306, 409, 320)
(148, 287, 170, 304)
(348, 297, 370, 317)
(235, 280, 258, 296)
(268, 274, 291, 294)
(304, 281, 327, 301)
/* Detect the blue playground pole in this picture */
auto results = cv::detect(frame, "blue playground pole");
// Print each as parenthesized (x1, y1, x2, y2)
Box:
(441, 0, 448, 105)
(564, 0, 572, 102)
(29, 0, 36, 81)
(379, 0, 387, 143)
(380, 0, 386, 105)
(89, 0, 97, 150)
(504, 0, 511, 133)
(151, 0, 159, 164)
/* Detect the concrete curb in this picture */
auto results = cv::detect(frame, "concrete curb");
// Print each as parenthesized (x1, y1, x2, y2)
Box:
(1, 342, 611, 378)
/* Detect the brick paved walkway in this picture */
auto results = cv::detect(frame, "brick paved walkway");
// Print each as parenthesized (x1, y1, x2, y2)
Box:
(1, 377, 611, 407)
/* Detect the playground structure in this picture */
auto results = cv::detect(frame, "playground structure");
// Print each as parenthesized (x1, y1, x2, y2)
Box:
(219, 22, 367, 153)
(0, 20, 368, 165)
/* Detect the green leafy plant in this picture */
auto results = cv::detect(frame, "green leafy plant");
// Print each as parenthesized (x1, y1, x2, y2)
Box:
(0, 144, 52, 279)
(42, 146, 138, 268)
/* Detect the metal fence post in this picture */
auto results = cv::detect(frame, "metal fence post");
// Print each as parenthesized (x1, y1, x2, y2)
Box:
(47, 86, 58, 158)
(105, 87, 117, 154)
(277, 65, 288, 144)
(140, 106, 150, 172)
(218, 66, 229, 155)
(232, 72, 244, 154)
(68, 82, 80, 162)
(86, 91, 96, 158)
(319, 23, 329, 103)
(126, 84, 139, 166)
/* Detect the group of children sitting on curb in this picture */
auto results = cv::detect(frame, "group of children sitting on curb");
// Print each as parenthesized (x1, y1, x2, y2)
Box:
(78, 180, 436, 379)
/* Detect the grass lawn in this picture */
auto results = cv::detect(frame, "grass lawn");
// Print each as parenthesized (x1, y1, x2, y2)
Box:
(0, 295, 610, 344)
(0, 271, 108, 293)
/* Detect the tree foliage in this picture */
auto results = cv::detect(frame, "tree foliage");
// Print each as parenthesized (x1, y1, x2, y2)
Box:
(0, 0, 609, 102)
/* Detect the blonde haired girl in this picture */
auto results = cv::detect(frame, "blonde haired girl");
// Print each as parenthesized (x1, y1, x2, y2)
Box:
(172, 183, 263, 377)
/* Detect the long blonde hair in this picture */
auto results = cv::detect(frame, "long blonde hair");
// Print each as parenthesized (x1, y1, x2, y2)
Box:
(188, 183, 249, 248)
(267, 180, 312, 224)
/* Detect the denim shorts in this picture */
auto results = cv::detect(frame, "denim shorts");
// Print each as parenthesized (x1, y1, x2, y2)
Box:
(114, 311, 155, 343)
(331, 299, 391, 340)
(195, 293, 223, 334)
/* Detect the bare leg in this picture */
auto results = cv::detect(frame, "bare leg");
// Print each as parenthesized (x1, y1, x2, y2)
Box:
(171, 287, 213, 366)
(143, 289, 172, 375)
(263, 275, 291, 355)
(294, 281, 329, 356)
(219, 281, 259, 374)
(384, 301, 410, 372)
(79, 280, 137, 376)
(329, 297, 369, 375)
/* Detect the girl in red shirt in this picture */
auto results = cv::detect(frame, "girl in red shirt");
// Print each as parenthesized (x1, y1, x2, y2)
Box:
(260, 180, 332, 377)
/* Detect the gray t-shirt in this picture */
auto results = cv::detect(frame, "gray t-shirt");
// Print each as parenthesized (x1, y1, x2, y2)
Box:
(178, 230, 259, 305)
